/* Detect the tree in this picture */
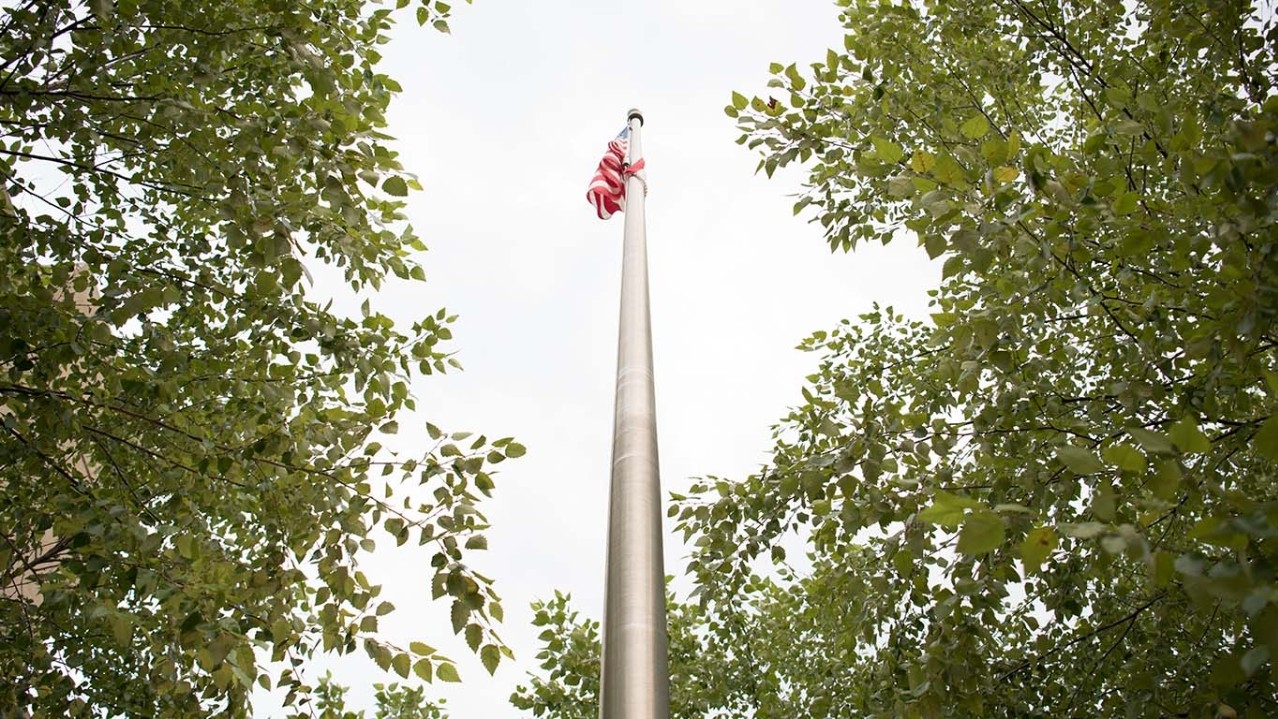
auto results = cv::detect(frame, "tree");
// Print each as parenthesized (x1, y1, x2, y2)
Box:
(673, 0, 1278, 716)
(511, 575, 894, 718)
(0, 1, 514, 717)
(313, 673, 448, 719)
(509, 589, 757, 719)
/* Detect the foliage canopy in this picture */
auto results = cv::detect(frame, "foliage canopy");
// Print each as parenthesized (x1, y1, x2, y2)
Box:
(0, 1, 510, 716)
(521, 0, 1278, 717)
(681, 0, 1278, 715)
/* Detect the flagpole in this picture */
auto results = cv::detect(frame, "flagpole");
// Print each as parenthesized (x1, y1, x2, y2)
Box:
(599, 108, 669, 719)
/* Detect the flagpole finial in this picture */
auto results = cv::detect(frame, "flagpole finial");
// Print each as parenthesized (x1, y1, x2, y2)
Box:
(628, 108, 644, 125)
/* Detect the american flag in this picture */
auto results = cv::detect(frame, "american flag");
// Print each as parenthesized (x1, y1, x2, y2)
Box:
(586, 127, 630, 220)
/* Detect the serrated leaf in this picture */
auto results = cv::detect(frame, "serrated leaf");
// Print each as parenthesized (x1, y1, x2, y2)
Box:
(481, 644, 500, 675)
(505, 442, 526, 458)
(450, 599, 467, 634)
(409, 641, 435, 656)
(465, 623, 482, 652)
(731, 91, 748, 110)
(391, 652, 410, 679)
(413, 658, 433, 682)
(436, 663, 461, 682)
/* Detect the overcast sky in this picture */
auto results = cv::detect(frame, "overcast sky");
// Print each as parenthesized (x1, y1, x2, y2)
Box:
(282, 1, 939, 715)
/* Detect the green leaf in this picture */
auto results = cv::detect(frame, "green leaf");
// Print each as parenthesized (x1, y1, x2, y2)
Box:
(1252, 415, 1278, 460)
(957, 511, 1006, 555)
(1169, 417, 1211, 453)
(481, 644, 501, 675)
(871, 136, 904, 164)
(1241, 646, 1270, 677)
(391, 652, 410, 679)
(1113, 191, 1138, 215)
(1057, 445, 1104, 475)
(436, 663, 461, 682)
(1150, 459, 1182, 500)
(450, 600, 467, 634)
(731, 91, 748, 110)
(917, 490, 982, 528)
(505, 442, 527, 458)
(1102, 444, 1146, 473)
(1126, 427, 1173, 455)
(1092, 482, 1117, 522)
(933, 154, 965, 185)
(383, 176, 409, 197)
(924, 234, 947, 259)
(413, 658, 433, 682)
(961, 115, 991, 139)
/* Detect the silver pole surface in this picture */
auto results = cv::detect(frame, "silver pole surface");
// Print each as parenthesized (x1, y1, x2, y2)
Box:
(599, 108, 670, 719)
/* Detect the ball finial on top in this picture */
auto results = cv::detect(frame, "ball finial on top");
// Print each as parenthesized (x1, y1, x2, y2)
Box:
(627, 108, 644, 125)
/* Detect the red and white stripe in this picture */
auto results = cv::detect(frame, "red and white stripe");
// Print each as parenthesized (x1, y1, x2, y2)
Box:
(587, 128, 630, 220)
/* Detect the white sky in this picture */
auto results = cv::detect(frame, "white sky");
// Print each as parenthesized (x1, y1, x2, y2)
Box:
(279, 1, 939, 716)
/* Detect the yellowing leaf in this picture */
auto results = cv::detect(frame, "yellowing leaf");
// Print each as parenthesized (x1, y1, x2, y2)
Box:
(911, 150, 936, 173)
(1020, 526, 1056, 571)
(993, 166, 1019, 183)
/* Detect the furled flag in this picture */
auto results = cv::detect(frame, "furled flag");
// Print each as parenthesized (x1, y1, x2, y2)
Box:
(586, 127, 644, 220)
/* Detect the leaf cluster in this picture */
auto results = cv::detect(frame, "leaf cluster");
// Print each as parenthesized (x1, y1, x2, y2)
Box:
(0, 1, 503, 717)
(680, 0, 1278, 716)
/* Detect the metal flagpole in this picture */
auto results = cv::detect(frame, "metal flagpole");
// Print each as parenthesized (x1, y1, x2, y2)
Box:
(599, 108, 670, 719)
